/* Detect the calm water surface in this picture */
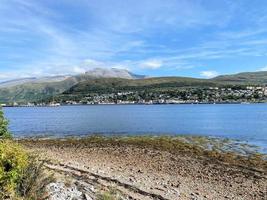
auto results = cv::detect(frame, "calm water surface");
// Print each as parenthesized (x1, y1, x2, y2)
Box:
(3, 104, 267, 151)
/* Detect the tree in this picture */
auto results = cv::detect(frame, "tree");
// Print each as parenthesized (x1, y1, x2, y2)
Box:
(0, 108, 11, 138)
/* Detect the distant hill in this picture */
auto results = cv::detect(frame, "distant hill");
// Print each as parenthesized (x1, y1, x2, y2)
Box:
(0, 70, 267, 103)
(212, 71, 267, 85)
(0, 77, 78, 103)
(63, 71, 267, 96)
(0, 76, 71, 88)
(63, 77, 217, 95)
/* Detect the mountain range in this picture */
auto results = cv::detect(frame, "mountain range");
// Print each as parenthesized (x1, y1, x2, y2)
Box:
(0, 68, 146, 103)
(0, 68, 145, 88)
(0, 68, 267, 103)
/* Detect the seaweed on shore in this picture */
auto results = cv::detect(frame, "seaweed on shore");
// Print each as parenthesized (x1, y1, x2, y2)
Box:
(19, 135, 267, 173)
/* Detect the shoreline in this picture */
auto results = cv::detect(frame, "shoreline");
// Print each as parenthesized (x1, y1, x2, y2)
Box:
(20, 136, 267, 199)
(2, 102, 267, 107)
(14, 134, 267, 155)
(19, 135, 267, 167)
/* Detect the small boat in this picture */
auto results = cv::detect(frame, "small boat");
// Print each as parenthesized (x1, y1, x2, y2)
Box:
(48, 103, 61, 107)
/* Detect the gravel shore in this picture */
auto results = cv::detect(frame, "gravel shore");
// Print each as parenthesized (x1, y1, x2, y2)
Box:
(20, 137, 266, 200)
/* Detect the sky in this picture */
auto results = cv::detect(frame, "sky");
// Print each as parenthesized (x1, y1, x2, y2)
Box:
(1, 0, 267, 81)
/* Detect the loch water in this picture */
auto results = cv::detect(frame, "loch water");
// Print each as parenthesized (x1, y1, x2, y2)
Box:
(3, 104, 267, 152)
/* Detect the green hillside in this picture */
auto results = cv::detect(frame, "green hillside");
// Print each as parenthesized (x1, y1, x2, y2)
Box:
(212, 71, 267, 84)
(0, 73, 116, 103)
(0, 77, 78, 103)
(63, 77, 218, 95)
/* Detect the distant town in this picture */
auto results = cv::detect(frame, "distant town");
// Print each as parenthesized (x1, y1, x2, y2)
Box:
(1, 86, 267, 107)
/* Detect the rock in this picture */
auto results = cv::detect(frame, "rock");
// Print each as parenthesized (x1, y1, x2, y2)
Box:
(84, 194, 93, 200)
(47, 182, 83, 200)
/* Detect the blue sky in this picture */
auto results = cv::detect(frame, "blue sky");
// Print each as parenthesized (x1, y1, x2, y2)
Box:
(1, 0, 267, 80)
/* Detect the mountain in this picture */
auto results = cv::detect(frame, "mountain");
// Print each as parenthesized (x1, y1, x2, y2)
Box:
(212, 71, 267, 85)
(0, 76, 70, 88)
(85, 68, 146, 79)
(63, 71, 267, 96)
(0, 68, 146, 103)
(0, 69, 267, 104)
(0, 68, 145, 89)
(0, 78, 37, 88)
(63, 77, 217, 95)
(0, 77, 78, 103)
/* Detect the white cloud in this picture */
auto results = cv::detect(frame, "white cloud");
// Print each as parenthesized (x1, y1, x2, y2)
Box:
(1, 0, 267, 78)
(200, 70, 219, 78)
(0, 73, 14, 80)
(259, 66, 267, 71)
(72, 66, 86, 74)
(140, 59, 163, 69)
(0, 70, 38, 82)
(0, 59, 129, 82)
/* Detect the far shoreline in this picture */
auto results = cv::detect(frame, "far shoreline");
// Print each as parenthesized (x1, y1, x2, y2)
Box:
(3, 102, 267, 108)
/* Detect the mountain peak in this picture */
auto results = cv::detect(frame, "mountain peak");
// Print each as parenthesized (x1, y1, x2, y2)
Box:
(85, 68, 146, 79)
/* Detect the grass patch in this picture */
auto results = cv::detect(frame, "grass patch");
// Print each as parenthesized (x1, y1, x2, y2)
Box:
(17, 156, 54, 200)
(96, 187, 123, 200)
